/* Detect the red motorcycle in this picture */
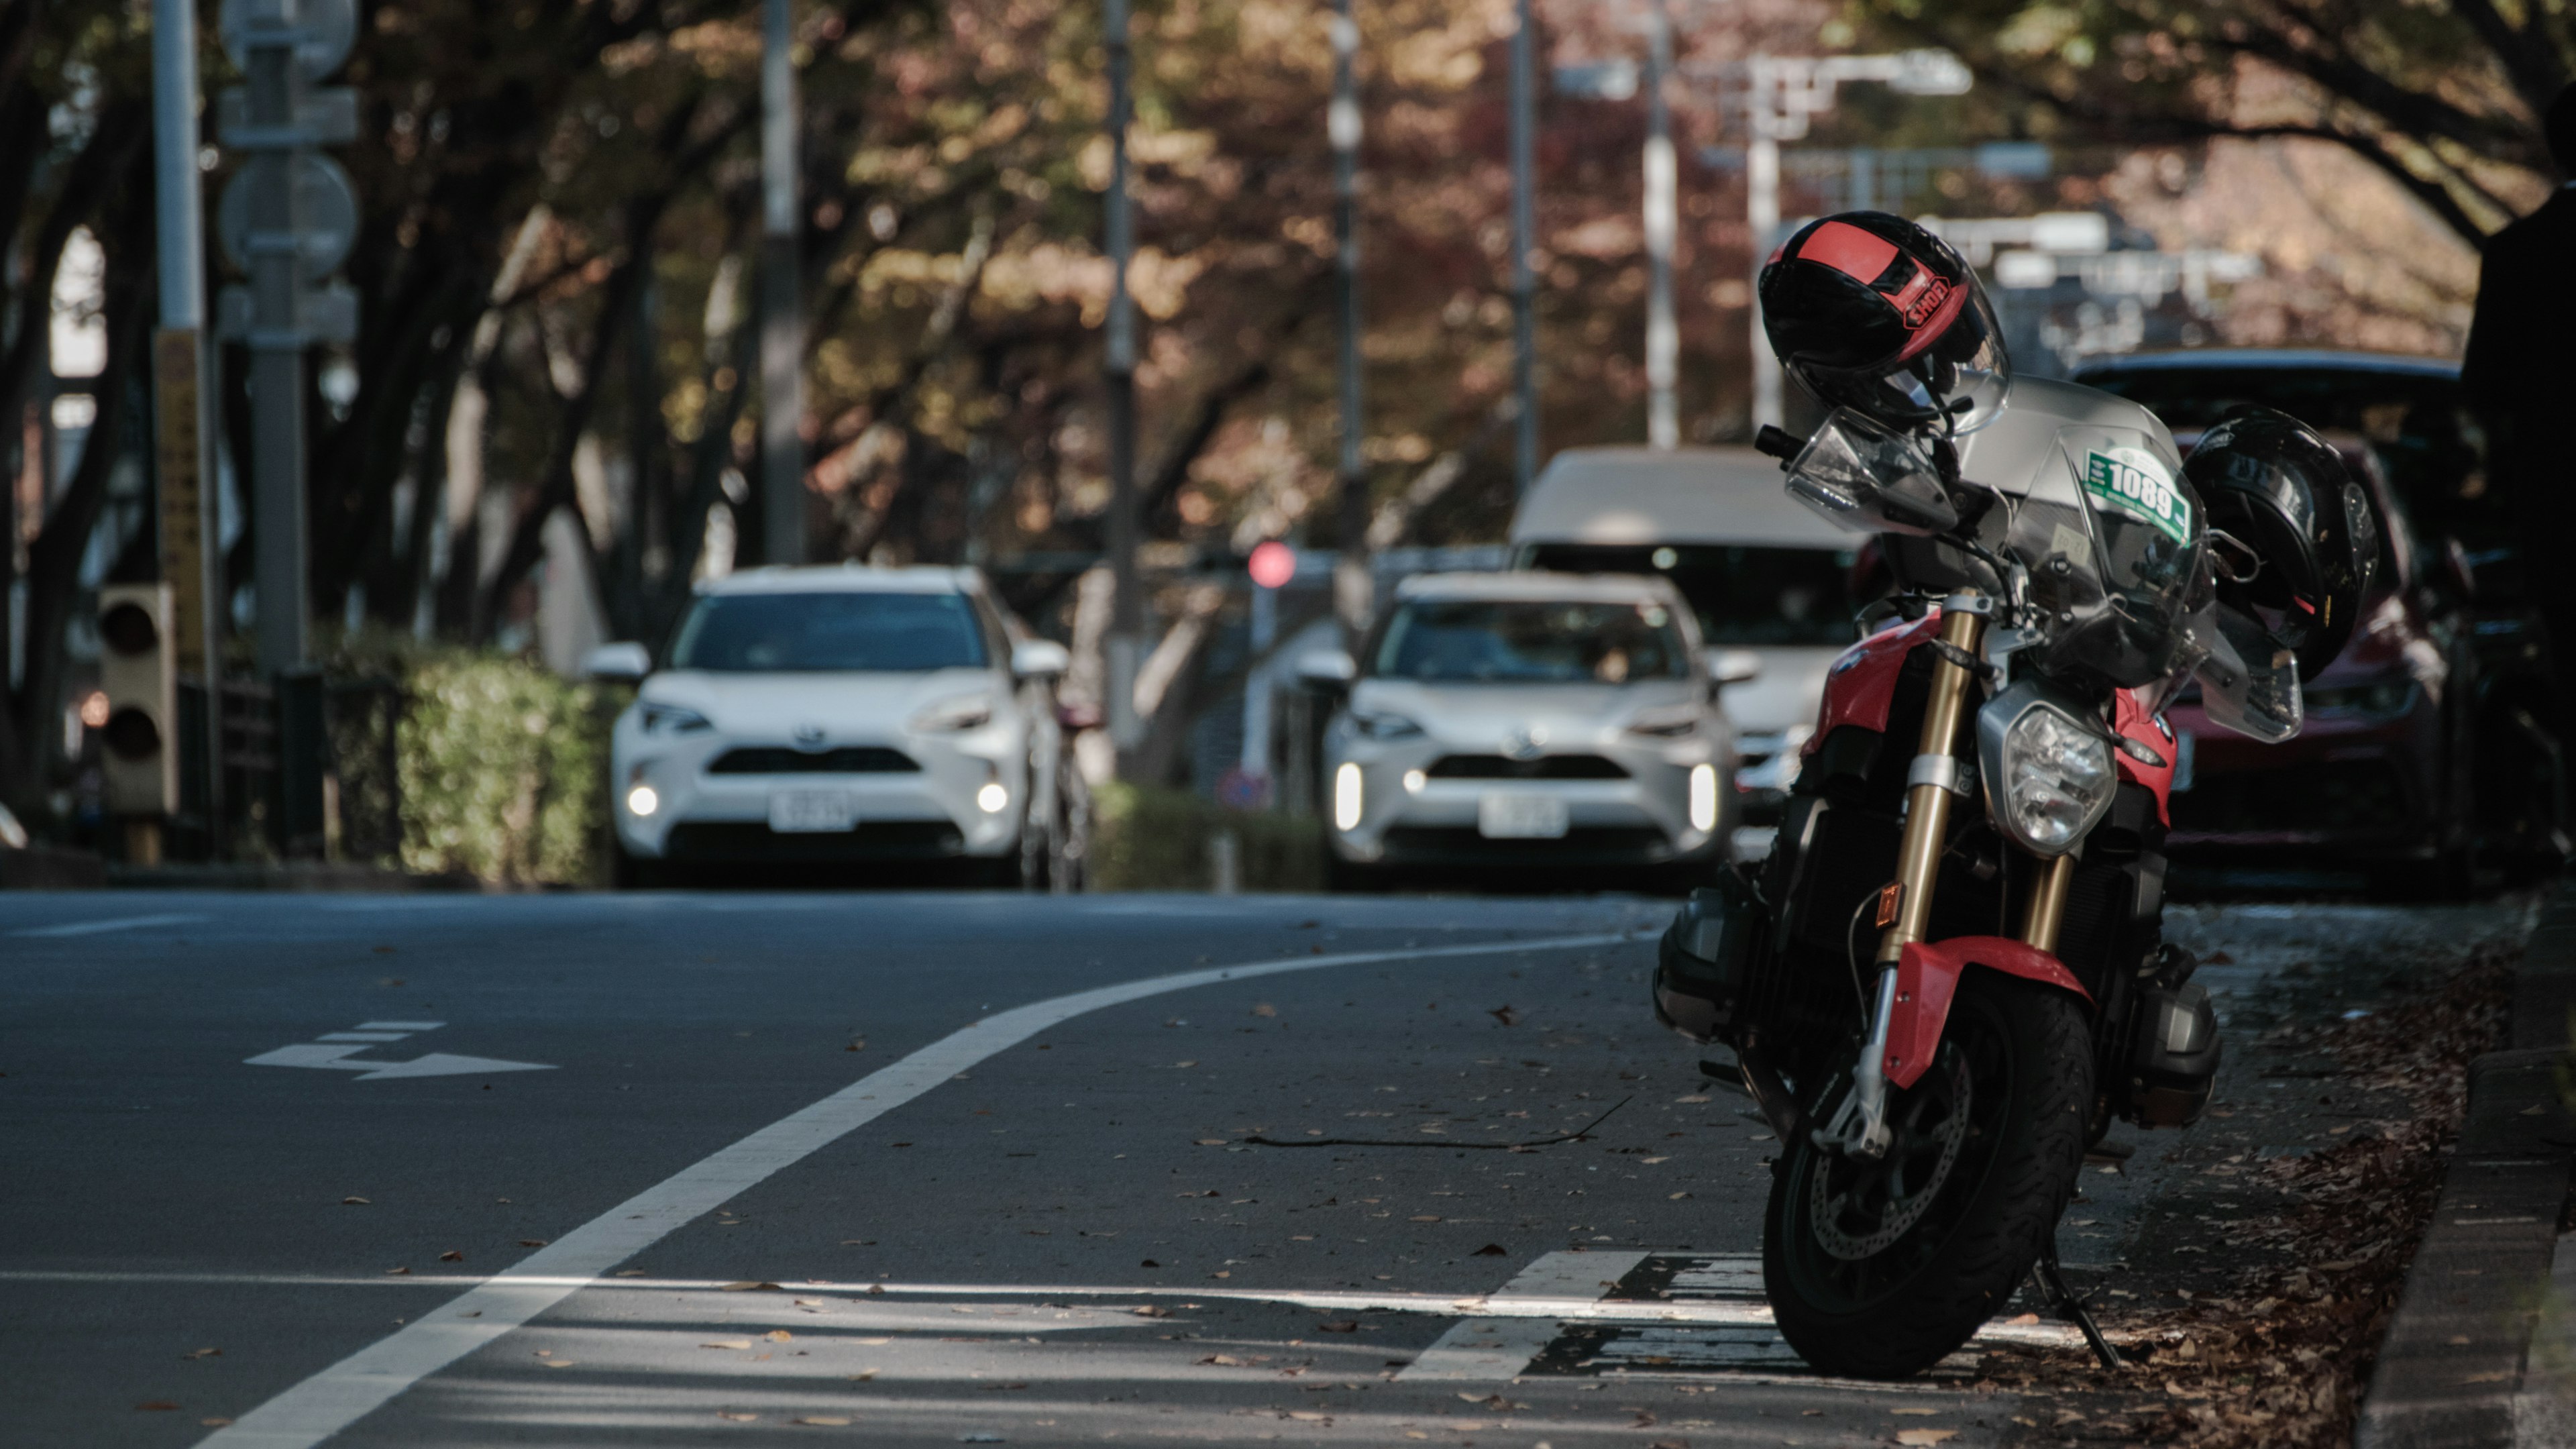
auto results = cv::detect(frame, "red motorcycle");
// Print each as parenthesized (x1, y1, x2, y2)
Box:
(1652, 214, 2377, 1377)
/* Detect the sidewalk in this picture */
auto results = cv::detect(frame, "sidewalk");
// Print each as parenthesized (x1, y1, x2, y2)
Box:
(2355, 895, 2576, 1449)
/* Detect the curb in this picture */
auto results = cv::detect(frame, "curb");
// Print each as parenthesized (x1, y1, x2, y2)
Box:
(103, 861, 485, 892)
(2355, 906, 2575, 1449)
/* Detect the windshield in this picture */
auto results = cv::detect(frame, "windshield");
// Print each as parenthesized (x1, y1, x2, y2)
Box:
(1523, 543, 1863, 646)
(1371, 598, 1691, 684)
(2079, 364, 2492, 549)
(668, 591, 989, 672)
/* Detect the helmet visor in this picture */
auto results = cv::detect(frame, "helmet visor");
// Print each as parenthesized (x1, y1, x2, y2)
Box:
(1790, 280, 2012, 435)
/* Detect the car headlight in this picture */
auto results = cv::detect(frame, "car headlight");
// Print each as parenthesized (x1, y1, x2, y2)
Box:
(639, 702, 712, 735)
(625, 783, 660, 817)
(2304, 679, 2416, 719)
(1348, 709, 1424, 741)
(911, 694, 996, 733)
(1688, 763, 1718, 833)
(1627, 704, 1702, 739)
(1334, 762, 1364, 830)
(1977, 679, 2116, 857)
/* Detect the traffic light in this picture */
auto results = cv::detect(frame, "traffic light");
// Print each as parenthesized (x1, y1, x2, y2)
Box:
(97, 583, 178, 820)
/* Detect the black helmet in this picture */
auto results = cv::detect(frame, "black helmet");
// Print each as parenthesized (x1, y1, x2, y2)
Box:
(1759, 211, 2012, 435)
(2183, 407, 2379, 681)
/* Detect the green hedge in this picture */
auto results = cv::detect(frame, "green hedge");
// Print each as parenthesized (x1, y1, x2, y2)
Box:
(317, 634, 614, 886)
(1087, 782, 1326, 892)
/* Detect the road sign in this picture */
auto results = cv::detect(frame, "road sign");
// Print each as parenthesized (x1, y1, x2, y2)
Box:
(217, 0, 356, 80)
(215, 152, 358, 274)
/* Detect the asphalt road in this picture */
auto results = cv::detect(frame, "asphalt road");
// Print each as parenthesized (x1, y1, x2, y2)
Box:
(0, 888, 2530, 1448)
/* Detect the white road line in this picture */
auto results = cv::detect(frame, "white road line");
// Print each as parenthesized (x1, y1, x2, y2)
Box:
(198, 929, 1635, 1449)
(9, 912, 207, 938)
(1398, 1250, 1648, 1381)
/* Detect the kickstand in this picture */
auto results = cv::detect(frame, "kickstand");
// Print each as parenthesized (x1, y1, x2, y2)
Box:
(2033, 1242, 2124, 1371)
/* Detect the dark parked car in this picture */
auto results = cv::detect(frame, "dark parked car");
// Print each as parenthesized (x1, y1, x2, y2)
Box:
(2074, 350, 2567, 888)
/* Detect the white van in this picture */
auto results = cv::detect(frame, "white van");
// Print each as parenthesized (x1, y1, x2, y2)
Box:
(1509, 446, 1870, 836)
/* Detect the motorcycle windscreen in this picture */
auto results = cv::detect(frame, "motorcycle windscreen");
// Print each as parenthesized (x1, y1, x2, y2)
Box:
(1782, 407, 1960, 537)
(2190, 600, 2304, 743)
(2006, 425, 2204, 689)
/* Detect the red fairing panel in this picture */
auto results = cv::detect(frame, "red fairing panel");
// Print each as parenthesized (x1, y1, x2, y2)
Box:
(1882, 936, 2092, 1090)
(2111, 688, 2175, 826)
(1801, 612, 1947, 757)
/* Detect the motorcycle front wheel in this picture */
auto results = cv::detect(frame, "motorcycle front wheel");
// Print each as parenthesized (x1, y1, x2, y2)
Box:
(1762, 971, 2092, 1379)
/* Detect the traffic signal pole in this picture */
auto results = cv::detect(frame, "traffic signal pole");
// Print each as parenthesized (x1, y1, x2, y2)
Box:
(152, 0, 218, 852)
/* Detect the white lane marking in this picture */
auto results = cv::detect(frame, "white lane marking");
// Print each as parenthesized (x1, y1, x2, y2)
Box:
(244, 1045, 374, 1071)
(346, 1053, 551, 1081)
(1399, 1250, 1648, 1381)
(10, 912, 207, 938)
(358, 1021, 445, 1031)
(316, 1032, 411, 1043)
(199, 929, 1633, 1449)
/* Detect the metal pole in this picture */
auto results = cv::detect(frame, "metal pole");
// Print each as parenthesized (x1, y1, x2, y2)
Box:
(1747, 57, 1784, 432)
(1509, 0, 1537, 495)
(1104, 0, 1142, 753)
(246, 28, 305, 676)
(759, 0, 805, 567)
(1330, 0, 1368, 634)
(154, 0, 220, 848)
(1643, 0, 1676, 449)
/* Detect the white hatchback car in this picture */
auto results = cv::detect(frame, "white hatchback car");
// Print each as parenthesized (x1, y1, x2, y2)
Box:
(586, 566, 1080, 888)
(1303, 572, 1747, 890)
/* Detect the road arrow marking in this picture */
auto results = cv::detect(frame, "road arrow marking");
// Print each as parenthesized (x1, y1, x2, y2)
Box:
(347, 1053, 553, 1081)
(244, 1022, 553, 1080)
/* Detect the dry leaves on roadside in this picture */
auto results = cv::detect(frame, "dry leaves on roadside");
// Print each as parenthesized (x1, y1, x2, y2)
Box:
(1897, 1431, 1960, 1446)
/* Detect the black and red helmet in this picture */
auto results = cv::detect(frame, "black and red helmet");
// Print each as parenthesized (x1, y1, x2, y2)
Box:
(1759, 211, 2012, 434)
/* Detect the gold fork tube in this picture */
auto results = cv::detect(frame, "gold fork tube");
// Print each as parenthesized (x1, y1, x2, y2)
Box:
(2019, 850, 2078, 953)
(1875, 598, 1990, 965)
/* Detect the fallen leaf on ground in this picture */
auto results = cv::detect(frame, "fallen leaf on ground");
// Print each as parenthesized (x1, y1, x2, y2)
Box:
(1252, 1004, 1277, 1017)
(1892, 1407, 1937, 1415)
(1318, 1321, 1358, 1332)
(702, 1340, 753, 1350)
(722, 1281, 783, 1292)
(792, 1416, 851, 1426)
(517, 1239, 547, 1248)
(1473, 1243, 1509, 1256)
(764, 1330, 794, 1342)
(850, 1368, 879, 1381)
(1640, 1156, 1670, 1164)
(1199, 1353, 1252, 1366)
(439, 1250, 464, 1263)
(181, 1348, 220, 1360)
(384, 1267, 410, 1275)
(1896, 1432, 1959, 1446)
(136, 1401, 180, 1411)
(613, 1269, 645, 1277)
(543, 1359, 578, 1368)
(198, 1419, 231, 1427)
(1489, 1006, 1519, 1026)
(1674, 1094, 1711, 1104)
(716, 1411, 757, 1421)
(1193, 1139, 1225, 1146)
(1410, 1214, 1441, 1222)
(342, 1197, 370, 1205)
(1131, 1305, 1171, 1317)
(855, 1337, 892, 1345)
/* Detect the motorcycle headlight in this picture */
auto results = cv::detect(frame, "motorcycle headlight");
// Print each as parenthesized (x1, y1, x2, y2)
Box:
(1348, 709, 1424, 741)
(910, 694, 996, 733)
(1977, 679, 2117, 857)
(639, 702, 712, 735)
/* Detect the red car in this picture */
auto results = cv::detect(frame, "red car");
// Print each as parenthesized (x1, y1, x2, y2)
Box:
(2078, 350, 2566, 892)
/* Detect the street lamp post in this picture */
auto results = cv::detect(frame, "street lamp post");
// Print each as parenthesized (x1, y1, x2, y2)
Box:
(1508, 0, 1537, 496)
(1642, 0, 1676, 449)
(1103, 0, 1142, 753)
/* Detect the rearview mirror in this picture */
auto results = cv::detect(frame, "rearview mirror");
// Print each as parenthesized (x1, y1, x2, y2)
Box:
(1012, 639, 1071, 679)
(1296, 649, 1357, 694)
(582, 641, 651, 682)
(1707, 649, 1761, 687)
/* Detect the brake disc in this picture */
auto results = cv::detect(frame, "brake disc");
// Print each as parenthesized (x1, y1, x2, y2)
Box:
(1807, 1049, 1972, 1261)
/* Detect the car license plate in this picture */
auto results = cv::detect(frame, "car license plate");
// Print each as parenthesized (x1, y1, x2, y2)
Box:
(1478, 793, 1570, 840)
(769, 790, 856, 833)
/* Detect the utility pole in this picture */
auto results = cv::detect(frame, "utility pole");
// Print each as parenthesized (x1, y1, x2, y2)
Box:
(152, 0, 218, 839)
(1103, 0, 1142, 754)
(759, 0, 804, 567)
(1330, 0, 1368, 635)
(1642, 0, 1676, 449)
(1509, 0, 1538, 494)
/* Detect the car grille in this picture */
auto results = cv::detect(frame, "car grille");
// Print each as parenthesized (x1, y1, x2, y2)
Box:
(1425, 754, 1628, 780)
(705, 746, 920, 774)
(1379, 824, 1669, 863)
(663, 820, 963, 861)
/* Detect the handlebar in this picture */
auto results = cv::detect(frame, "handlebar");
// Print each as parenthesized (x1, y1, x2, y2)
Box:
(1754, 425, 1808, 468)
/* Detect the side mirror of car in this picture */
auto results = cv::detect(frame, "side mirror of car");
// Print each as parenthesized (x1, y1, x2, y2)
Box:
(1296, 649, 1358, 694)
(1012, 639, 1072, 679)
(1706, 649, 1761, 687)
(582, 641, 652, 682)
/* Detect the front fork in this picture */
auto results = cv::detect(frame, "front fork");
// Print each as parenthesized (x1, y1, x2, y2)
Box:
(1814, 591, 2078, 1159)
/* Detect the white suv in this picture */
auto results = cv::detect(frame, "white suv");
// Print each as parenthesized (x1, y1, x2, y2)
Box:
(587, 566, 1081, 888)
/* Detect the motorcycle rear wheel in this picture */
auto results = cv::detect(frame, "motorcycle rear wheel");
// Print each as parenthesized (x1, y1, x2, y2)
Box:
(1762, 971, 2091, 1379)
